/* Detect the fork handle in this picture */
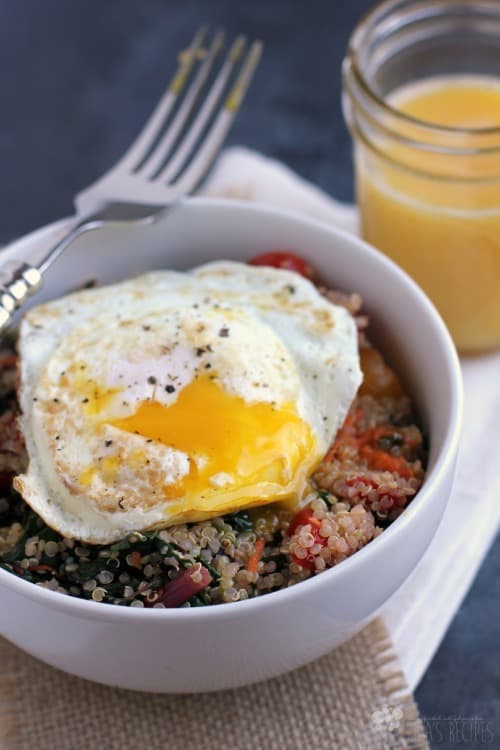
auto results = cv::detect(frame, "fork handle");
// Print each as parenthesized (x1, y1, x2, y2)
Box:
(0, 206, 163, 332)
(0, 215, 92, 332)
(0, 261, 44, 329)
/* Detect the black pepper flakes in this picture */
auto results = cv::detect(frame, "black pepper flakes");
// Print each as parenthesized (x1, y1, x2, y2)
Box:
(218, 327, 230, 338)
(148, 376, 157, 385)
(105, 440, 113, 447)
(165, 385, 175, 394)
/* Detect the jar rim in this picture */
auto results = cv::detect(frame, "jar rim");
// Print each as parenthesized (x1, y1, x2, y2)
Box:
(345, 101, 500, 183)
(348, 0, 500, 139)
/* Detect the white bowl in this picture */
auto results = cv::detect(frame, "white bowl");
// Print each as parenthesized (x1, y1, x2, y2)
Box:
(0, 198, 462, 692)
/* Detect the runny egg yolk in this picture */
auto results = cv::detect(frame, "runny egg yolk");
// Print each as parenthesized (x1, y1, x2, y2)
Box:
(110, 376, 318, 512)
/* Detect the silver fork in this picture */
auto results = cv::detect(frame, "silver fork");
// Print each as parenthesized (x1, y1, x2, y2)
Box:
(0, 27, 262, 330)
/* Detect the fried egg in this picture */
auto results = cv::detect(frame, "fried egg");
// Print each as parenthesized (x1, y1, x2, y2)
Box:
(14, 261, 362, 543)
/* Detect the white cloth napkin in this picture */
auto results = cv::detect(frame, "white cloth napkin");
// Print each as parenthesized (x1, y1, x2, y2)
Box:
(203, 147, 500, 691)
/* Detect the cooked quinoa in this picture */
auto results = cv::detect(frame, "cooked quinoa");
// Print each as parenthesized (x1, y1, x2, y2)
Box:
(0, 287, 426, 608)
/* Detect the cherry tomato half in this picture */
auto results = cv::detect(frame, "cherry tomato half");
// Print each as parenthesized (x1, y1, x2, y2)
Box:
(248, 251, 315, 280)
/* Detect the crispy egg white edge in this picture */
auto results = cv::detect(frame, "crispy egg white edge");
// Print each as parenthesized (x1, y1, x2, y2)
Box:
(15, 262, 363, 544)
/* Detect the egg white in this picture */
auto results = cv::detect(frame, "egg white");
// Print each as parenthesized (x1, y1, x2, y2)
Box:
(14, 261, 362, 543)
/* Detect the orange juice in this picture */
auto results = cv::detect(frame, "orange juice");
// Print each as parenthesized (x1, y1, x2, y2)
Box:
(357, 75, 500, 353)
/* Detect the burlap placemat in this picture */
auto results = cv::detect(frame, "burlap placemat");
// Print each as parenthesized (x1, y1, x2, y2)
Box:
(0, 617, 428, 750)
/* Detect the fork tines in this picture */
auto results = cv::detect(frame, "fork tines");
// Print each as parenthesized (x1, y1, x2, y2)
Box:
(122, 27, 262, 190)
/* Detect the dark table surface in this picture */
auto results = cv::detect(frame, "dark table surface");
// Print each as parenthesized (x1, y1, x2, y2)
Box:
(0, 1, 498, 746)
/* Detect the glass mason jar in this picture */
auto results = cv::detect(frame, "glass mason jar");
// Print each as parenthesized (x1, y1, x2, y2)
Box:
(342, 0, 500, 354)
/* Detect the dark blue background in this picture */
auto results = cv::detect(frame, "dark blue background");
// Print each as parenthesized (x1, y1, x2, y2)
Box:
(0, 2, 498, 746)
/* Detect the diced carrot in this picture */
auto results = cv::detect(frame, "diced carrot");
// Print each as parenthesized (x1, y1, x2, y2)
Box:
(360, 445, 413, 478)
(325, 408, 363, 461)
(341, 408, 363, 434)
(247, 538, 266, 574)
